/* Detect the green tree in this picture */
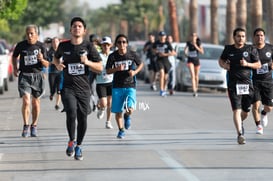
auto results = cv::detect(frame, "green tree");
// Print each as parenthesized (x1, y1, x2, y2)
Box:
(0, 0, 27, 20)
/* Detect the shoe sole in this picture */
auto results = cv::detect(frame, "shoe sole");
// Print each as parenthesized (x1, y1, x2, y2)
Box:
(237, 136, 246, 144)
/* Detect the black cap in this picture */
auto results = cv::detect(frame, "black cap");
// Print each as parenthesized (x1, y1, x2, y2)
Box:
(70, 17, 86, 28)
(158, 31, 166, 36)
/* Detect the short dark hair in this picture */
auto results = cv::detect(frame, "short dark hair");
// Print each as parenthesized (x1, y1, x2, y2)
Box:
(233, 27, 245, 37)
(253, 27, 265, 36)
(114, 34, 128, 45)
(70, 17, 86, 28)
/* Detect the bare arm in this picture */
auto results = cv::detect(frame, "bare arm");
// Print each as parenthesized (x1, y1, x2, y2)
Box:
(218, 58, 230, 71)
(81, 55, 103, 73)
(12, 56, 19, 77)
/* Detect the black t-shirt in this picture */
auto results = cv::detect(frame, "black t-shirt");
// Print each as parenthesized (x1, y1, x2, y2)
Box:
(252, 43, 273, 82)
(220, 44, 260, 85)
(152, 40, 173, 61)
(13, 40, 48, 73)
(186, 41, 201, 61)
(54, 40, 101, 92)
(106, 50, 142, 88)
(143, 41, 155, 59)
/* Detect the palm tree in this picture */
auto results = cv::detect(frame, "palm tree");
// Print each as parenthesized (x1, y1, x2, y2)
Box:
(236, 0, 247, 29)
(210, 0, 218, 44)
(168, 0, 179, 42)
(251, 0, 262, 30)
(189, 0, 198, 34)
(226, 0, 236, 44)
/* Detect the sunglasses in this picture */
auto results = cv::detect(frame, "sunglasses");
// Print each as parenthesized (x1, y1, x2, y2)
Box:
(117, 40, 127, 44)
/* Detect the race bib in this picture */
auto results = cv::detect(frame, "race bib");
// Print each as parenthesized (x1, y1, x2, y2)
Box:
(68, 63, 85, 75)
(256, 63, 269, 74)
(236, 84, 249, 95)
(24, 55, 38, 66)
(188, 51, 197, 58)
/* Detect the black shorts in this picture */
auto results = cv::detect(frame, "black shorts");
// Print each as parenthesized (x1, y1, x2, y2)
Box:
(228, 85, 254, 112)
(96, 83, 112, 99)
(157, 59, 171, 73)
(18, 72, 45, 98)
(147, 57, 159, 72)
(187, 58, 200, 66)
(252, 80, 273, 106)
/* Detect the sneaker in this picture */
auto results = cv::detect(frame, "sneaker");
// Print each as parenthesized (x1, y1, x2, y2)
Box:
(49, 95, 53, 101)
(74, 146, 83, 161)
(151, 84, 157, 91)
(169, 89, 174, 95)
(22, 125, 30, 137)
(117, 130, 125, 139)
(193, 92, 198, 97)
(256, 125, 263, 135)
(261, 114, 268, 127)
(124, 113, 131, 129)
(30, 125, 38, 137)
(237, 134, 246, 144)
(66, 141, 76, 157)
(105, 121, 113, 129)
(97, 108, 105, 119)
(55, 105, 60, 110)
(160, 90, 166, 97)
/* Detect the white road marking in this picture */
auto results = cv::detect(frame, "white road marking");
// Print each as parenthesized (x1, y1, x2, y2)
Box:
(157, 150, 200, 181)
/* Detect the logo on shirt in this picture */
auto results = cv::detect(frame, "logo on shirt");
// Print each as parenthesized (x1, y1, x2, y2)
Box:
(243, 51, 249, 58)
(266, 52, 271, 58)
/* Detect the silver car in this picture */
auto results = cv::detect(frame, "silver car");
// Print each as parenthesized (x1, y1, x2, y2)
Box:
(175, 43, 227, 92)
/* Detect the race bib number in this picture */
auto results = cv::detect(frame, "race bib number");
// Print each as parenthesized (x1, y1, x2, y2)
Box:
(102, 70, 113, 81)
(188, 51, 197, 58)
(68, 63, 85, 75)
(24, 55, 38, 66)
(236, 84, 249, 95)
(256, 63, 269, 74)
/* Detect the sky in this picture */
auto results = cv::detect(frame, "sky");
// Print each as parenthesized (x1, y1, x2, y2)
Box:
(79, 0, 121, 9)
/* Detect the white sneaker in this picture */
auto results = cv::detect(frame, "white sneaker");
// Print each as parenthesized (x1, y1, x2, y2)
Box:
(105, 121, 113, 129)
(97, 108, 105, 119)
(256, 125, 263, 135)
(261, 114, 268, 127)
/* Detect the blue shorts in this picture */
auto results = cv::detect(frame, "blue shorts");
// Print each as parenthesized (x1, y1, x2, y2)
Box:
(111, 88, 136, 113)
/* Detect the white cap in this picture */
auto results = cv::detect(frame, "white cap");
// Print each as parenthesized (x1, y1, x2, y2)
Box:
(101, 36, 112, 44)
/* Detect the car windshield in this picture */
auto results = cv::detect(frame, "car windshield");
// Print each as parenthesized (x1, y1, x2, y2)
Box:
(199, 47, 223, 60)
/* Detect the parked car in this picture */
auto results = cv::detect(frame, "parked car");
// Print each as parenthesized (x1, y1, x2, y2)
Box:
(0, 39, 13, 81)
(175, 43, 227, 92)
(0, 43, 9, 94)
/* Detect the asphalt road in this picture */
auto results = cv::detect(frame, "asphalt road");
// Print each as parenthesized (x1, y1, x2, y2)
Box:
(1, 78, 273, 181)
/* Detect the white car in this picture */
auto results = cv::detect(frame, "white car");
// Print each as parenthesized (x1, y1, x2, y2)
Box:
(175, 43, 227, 92)
(0, 43, 9, 94)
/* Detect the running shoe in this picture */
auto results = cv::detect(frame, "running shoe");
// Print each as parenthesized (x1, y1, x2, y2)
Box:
(74, 146, 83, 161)
(105, 121, 113, 129)
(124, 113, 131, 129)
(151, 84, 157, 91)
(66, 141, 76, 157)
(261, 114, 268, 127)
(117, 130, 125, 139)
(193, 92, 198, 97)
(256, 125, 263, 135)
(97, 108, 105, 119)
(237, 134, 246, 145)
(22, 125, 30, 138)
(55, 105, 60, 110)
(30, 125, 38, 137)
(160, 90, 166, 97)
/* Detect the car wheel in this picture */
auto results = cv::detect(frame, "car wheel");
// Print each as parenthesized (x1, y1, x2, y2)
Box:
(4, 78, 8, 91)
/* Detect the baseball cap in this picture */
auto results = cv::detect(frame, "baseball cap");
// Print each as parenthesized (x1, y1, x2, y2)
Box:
(70, 17, 86, 28)
(158, 31, 166, 36)
(101, 36, 112, 44)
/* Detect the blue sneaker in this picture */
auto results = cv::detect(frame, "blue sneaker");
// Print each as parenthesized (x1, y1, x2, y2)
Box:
(22, 125, 30, 137)
(124, 113, 131, 129)
(160, 90, 166, 97)
(117, 130, 125, 139)
(74, 146, 83, 161)
(30, 125, 37, 137)
(66, 141, 76, 157)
